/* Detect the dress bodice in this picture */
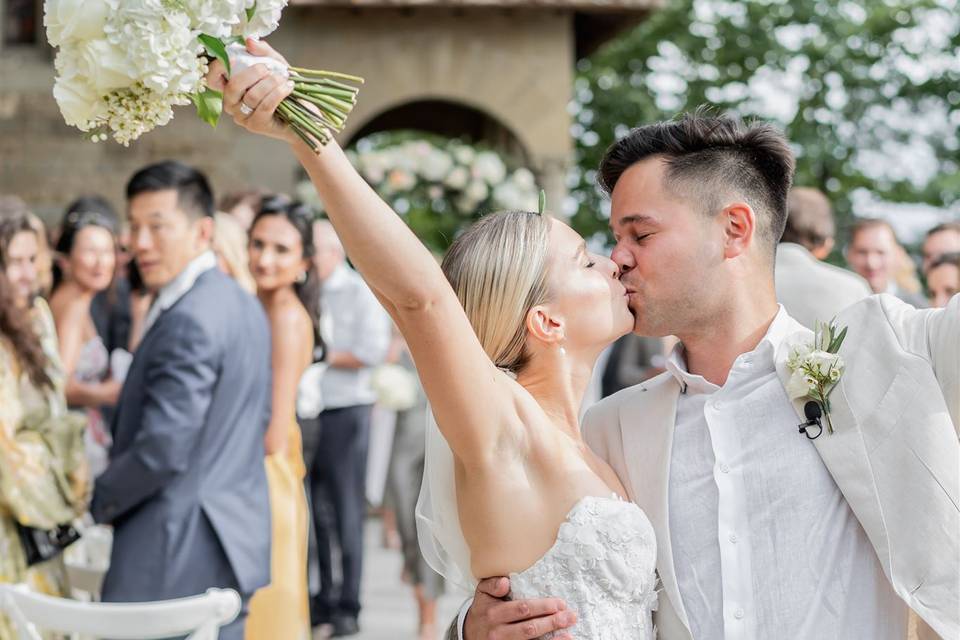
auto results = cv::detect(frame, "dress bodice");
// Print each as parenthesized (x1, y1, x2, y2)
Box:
(509, 495, 658, 639)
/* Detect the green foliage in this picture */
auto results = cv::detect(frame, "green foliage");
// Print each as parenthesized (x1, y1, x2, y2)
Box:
(568, 0, 960, 244)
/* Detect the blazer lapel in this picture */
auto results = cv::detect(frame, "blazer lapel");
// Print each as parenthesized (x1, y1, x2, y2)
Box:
(618, 376, 690, 633)
(773, 328, 892, 576)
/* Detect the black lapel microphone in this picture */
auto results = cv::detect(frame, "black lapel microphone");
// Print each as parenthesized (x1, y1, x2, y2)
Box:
(798, 401, 823, 440)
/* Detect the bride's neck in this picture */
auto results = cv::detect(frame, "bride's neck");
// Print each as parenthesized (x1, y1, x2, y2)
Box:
(515, 347, 596, 440)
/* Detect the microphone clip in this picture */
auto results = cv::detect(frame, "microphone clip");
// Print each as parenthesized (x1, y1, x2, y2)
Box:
(798, 400, 824, 440)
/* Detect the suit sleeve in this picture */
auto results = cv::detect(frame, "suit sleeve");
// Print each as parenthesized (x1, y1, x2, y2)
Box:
(91, 314, 218, 523)
(881, 293, 959, 428)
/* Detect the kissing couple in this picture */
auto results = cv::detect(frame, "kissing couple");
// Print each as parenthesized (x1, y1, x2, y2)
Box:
(209, 40, 959, 640)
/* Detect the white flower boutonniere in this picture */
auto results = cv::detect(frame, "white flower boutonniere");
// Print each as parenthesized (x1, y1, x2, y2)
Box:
(785, 319, 848, 434)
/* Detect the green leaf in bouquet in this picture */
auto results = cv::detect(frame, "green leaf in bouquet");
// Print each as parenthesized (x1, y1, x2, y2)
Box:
(538, 189, 546, 215)
(192, 88, 224, 128)
(246, 2, 257, 21)
(199, 34, 231, 75)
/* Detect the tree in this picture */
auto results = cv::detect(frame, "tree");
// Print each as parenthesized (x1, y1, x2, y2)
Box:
(569, 0, 960, 247)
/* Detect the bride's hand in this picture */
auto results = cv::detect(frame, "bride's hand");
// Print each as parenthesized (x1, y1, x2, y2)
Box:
(205, 38, 298, 145)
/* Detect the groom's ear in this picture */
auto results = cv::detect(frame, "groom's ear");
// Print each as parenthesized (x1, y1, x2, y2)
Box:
(719, 201, 756, 260)
(526, 305, 564, 345)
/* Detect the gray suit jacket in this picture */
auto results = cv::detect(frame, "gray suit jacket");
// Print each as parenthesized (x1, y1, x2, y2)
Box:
(91, 268, 272, 601)
(774, 242, 872, 330)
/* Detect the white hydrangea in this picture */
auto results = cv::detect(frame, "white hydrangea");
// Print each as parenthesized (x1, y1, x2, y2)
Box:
(183, 0, 247, 38)
(104, 2, 205, 95)
(52, 68, 103, 129)
(236, 0, 288, 38)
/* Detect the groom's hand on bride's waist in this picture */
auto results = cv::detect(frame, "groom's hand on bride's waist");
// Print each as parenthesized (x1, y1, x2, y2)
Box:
(464, 576, 576, 640)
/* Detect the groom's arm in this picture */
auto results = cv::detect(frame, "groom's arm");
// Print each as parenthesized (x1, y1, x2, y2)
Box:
(880, 293, 959, 427)
(453, 577, 576, 640)
(92, 315, 217, 523)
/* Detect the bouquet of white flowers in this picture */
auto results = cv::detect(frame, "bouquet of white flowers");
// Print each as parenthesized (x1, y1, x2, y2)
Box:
(45, 0, 362, 150)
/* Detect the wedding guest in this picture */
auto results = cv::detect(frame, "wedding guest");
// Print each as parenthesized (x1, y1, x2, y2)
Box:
(600, 334, 668, 397)
(384, 335, 443, 640)
(219, 188, 264, 231)
(305, 220, 391, 636)
(0, 211, 89, 640)
(921, 222, 960, 274)
(775, 187, 872, 329)
(846, 218, 927, 307)
(91, 161, 272, 640)
(49, 208, 122, 477)
(927, 253, 959, 308)
(213, 211, 256, 293)
(245, 196, 318, 639)
(64, 196, 134, 357)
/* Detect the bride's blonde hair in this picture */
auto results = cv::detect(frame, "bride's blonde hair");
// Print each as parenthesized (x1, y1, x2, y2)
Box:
(441, 211, 552, 375)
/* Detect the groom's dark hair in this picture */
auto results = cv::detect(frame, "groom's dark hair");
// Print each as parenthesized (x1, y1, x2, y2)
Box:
(126, 160, 214, 219)
(599, 107, 795, 260)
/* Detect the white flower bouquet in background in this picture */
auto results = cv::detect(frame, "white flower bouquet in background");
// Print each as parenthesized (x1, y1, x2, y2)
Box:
(45, 0, 362, 149)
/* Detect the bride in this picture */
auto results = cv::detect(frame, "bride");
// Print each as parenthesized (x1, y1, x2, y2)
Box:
(209, 40, 657, 638)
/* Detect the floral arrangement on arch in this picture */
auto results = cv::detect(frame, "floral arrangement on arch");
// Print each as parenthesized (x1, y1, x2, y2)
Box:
(297, 135, 541, 251)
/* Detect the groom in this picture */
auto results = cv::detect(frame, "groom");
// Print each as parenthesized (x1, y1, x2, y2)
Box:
(455, 112, 959, 639)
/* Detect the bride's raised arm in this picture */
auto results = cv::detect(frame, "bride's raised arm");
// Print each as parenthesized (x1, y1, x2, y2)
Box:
(209, 40, 518, 464)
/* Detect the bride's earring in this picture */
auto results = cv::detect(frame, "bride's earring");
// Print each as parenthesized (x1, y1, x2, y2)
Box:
(297, 271, 307, 284)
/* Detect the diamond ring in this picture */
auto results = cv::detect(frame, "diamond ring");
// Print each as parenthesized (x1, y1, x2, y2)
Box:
(239, 102, 254, 116)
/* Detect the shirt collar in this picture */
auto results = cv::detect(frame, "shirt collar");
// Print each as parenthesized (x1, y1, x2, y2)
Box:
(665, 305, 793, 393)
(154, 250, 217, 312)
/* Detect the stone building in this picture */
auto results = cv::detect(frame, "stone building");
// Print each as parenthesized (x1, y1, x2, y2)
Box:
(0, 0, 659, 221)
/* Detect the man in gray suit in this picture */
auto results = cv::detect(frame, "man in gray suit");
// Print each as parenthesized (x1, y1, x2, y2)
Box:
(91, 161, 272, 639)
(774, 187, 872, 329)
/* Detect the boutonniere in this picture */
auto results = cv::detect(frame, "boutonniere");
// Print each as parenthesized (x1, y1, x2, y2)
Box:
(785, 319, 848, 435)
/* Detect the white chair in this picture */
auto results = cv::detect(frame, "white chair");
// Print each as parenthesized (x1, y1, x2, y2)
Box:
(0, 584, 241, 640)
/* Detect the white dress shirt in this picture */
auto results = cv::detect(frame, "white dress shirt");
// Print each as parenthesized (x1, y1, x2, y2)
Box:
(141, 251, 217, 337)
(666, 306, 906, 640)
(318, 264, 392, 409)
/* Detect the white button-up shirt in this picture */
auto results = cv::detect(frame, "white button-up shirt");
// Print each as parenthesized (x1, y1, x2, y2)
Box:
(666, 306, 906, 640)
(317, 264, 392, 409)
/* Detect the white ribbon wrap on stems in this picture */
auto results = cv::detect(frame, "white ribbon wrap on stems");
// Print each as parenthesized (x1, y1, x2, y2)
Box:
(225, 42, 289, 78)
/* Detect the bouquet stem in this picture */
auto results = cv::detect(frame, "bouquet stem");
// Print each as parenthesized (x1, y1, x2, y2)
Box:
(277, 69, 363, 153)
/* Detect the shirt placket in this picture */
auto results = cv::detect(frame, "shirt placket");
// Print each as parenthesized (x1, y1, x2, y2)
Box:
(705, 376, 756, 640)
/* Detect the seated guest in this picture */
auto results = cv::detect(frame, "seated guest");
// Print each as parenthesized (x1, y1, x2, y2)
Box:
(846, 217, 927, 307)
(927, 252, 959, 308)
(775, 187, 872, 328)
(921, 222, 960, 274)
(49, 207, 123, 477)
(0, 208, 88, 639)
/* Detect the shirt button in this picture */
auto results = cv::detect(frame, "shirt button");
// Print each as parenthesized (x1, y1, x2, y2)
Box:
(728, 533, 738, 544)
(719, 463, 730, 474)
(713, 400, 724, 410)
(734, 609, 745, 620)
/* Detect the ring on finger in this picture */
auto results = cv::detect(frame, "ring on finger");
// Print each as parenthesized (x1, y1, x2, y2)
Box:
(239, 102, 254, 116)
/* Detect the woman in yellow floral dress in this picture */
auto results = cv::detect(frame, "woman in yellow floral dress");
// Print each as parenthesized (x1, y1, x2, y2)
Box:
(0, 210, 89, 640)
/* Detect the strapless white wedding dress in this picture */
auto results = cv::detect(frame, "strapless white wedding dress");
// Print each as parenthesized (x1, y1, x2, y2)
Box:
(508, 495, 658, 639)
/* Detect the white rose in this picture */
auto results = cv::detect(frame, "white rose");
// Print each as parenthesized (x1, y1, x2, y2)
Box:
(420, 148, 454, 182)
(45, 0, 113, 47)
(452, 146, 475, 165)
(466, 180, 489, 202)
(444, 167, 469, 190)
(785, 369, 815, 400)
(77, 38, 139, 92)
(511, 167, 536, 190)
(236, 0, 288, 38)
(472, 151, 507, 185)
(53, 72, 102, 128)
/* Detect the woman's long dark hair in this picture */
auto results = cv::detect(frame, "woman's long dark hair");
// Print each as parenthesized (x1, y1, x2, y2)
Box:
(252, 195, 324, 354)
(53, 200, 118, 292)
(0, 212, 52, 389)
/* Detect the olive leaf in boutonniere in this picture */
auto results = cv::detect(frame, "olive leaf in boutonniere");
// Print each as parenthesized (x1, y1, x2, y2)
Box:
(785, 319, 848, 435)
